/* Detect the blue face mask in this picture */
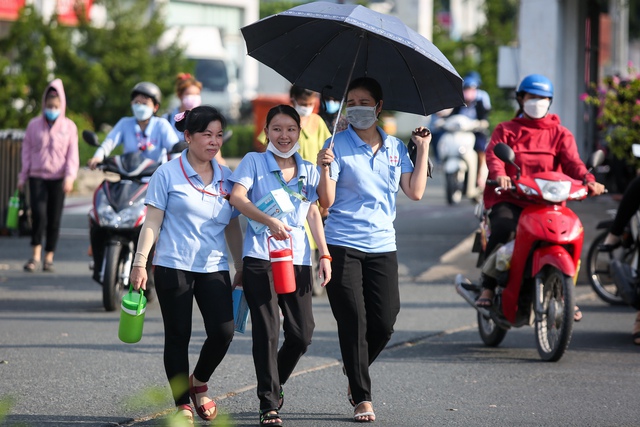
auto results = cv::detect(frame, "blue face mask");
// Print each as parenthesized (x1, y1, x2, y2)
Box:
(131, 103, 154, 121)
(325, 100, 341, 114)
(44, 109, 60, 121)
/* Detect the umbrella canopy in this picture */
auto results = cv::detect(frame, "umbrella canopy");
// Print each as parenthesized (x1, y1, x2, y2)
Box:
(241, 1, 464, 117)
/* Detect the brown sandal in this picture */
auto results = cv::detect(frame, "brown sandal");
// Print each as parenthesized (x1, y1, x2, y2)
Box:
(174, 404, 194, 425)
(188, 375, 217, 421)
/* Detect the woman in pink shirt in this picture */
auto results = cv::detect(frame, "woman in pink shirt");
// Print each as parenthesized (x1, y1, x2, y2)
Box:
(18, 78, 79, 272)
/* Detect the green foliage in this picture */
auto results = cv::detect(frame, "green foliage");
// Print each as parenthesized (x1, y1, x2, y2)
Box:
(433, 0, 519, 115)
(224, 124, 255, 157)
(0, 0, 189, 130)
(259, 1, 369, 19)
(582, 73, 640, 169)
(259, 1, 303, 19)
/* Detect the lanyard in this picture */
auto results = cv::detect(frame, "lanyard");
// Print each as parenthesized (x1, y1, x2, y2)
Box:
(273, 171, 308, 202)
(180, 156, 227, 197)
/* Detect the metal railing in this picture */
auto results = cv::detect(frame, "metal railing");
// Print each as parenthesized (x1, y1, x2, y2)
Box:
(1, 129, 25, 233)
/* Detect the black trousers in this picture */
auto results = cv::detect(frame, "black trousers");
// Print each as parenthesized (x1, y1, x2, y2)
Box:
(325, 244, 400, 405)
(243, 257, 314, 412)
(611, 175, 640, 236)
(154, 266, 235, 406)
(28, 177, 65, 252)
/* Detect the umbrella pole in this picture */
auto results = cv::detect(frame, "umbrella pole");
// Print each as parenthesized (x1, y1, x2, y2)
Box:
(328, 32, 365, 150)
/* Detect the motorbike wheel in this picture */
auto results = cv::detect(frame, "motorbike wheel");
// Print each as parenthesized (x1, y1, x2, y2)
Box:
(477, 312, 508, 347)
(445, 172, 463, 205)
(535, 268, 574, 362)
(586, 230, 631, 305)
(102, 244, 127, 312)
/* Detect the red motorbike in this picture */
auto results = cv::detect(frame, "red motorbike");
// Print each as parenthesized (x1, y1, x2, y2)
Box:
(455, 143, 604, 361)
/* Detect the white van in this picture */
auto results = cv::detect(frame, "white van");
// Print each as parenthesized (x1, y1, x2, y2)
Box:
(161, 26, 241, 121)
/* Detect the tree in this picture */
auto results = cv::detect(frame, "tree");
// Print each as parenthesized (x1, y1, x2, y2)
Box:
(433, 0, 519, 113)
(0, 0, 189, 129)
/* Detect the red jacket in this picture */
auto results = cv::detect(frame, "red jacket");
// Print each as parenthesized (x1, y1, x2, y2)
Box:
(483, 113, 595, 209)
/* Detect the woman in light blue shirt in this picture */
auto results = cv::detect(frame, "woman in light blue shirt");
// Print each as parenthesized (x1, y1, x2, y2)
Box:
(87, 82, 179, 168)
(316, 77, 432, 423)
(129, 106, 243, 425)
(229, 104, 331, 427)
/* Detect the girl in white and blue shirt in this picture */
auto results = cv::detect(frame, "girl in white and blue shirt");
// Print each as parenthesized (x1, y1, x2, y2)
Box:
(229, 104, 331, 426)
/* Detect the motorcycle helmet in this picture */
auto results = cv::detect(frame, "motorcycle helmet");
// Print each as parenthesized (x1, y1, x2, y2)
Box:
(463, 75, 480, 89)
(465, 71, 482, 86)
(517, 74, 554, 98)
(131, 82, 162, 105)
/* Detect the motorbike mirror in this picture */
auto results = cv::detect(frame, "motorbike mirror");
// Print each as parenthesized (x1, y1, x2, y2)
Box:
(586, 150, 605, 171)
(171, 141, 189, 154)
(493, 142, 520, 180)
(493, 143, 515, 164)
(82, 130, 100, 147)
(223, 129, 233, 144)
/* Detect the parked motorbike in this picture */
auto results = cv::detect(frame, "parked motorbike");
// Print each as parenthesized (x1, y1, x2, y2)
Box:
(434, 114, 487, 205)
(455, 143, 604, 361)
(83, 130, 161, 311)
(586, 143, 640, 306)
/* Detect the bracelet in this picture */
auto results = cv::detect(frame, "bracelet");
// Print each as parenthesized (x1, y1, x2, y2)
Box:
(320, 255, 332, 262)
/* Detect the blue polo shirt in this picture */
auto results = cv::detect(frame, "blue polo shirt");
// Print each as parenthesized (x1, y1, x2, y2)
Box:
(96, 116, 179, 163)
(323, 125, 414, 252)
(145, 150, 239, 272)
(229, 151, 320, 266)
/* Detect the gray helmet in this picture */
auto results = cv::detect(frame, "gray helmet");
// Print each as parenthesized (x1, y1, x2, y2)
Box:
(131, 82, 162, 105)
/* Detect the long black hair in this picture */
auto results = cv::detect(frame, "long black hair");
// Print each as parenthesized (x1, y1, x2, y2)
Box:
(175, 105, 227, 134)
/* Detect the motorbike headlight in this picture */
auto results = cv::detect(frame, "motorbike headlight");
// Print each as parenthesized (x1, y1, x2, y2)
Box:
(94, 191, 118, 226)
(569, 188, 588, 199)
(114, 200, 146, 228)
(535, 179, 571, 202)
(95, 194, 145, 228)
(517, 183, 539, 197)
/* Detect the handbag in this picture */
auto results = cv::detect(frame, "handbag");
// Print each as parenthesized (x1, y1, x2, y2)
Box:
(5, 189, 19, 230)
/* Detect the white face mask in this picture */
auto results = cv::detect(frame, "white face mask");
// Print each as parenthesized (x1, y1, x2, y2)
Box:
(346, 104, 378, 130)
(266, 141, 300, 159)
(523, 98, 550, 119)
(132, 104, 154, 121)
(293, 102, 314, 118)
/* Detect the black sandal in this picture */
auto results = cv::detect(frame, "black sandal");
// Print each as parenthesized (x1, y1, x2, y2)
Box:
(43, 262, 55, 273)
(260, 410, 283, 426)
(277, 386, 284, 410)
(24, 259, 39, 272)
(475, 289, 494, 308)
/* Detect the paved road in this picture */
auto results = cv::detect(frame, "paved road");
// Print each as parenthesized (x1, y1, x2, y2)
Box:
(1, 172, 638, 426)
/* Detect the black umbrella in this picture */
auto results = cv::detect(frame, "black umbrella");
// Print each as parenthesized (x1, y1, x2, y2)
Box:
(241, 1, 464, 118)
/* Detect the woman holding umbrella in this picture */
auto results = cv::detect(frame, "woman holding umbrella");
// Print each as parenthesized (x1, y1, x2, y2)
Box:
(316, 77, 432, 422)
